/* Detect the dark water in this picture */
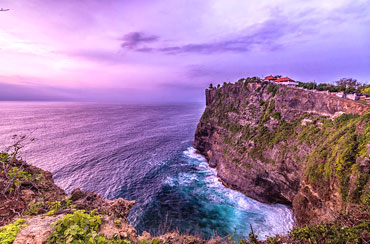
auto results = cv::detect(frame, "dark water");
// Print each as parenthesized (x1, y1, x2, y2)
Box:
(0, 102, 294, 239)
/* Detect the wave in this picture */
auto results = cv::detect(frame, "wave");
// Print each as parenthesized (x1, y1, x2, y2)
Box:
(163, 147, 295, 240)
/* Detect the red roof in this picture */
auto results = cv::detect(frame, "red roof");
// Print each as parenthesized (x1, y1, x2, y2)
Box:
(274, 77, 294, 82)
(264, 75, 277, 80)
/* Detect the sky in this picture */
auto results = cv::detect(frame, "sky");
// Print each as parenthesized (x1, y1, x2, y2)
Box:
(0, 0, 369, 102)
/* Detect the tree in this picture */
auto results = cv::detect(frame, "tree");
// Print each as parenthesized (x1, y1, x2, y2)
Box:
(5, 134, 36, 160)
(335, 78, 361, 93)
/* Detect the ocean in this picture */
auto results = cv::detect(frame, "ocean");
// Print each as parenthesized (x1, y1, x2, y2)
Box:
(0, 102, 294, 240)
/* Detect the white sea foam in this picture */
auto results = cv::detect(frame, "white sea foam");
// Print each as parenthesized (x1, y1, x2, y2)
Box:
(183, 147, 208, 161)
(181, 147, 295, 240)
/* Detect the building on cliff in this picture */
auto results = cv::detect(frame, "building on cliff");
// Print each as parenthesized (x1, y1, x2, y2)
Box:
(274, 77, 298, 87)
(264, 75, 277, 82)
(264, 76, 298, 87)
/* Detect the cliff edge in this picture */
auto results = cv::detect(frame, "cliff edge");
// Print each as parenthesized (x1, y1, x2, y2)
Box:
(194, 78, 370, 226)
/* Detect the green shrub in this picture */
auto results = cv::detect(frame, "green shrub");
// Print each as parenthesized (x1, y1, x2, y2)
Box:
(363, 185, 370, 205)
(47, 210, 102, 243)
(0, 152, 10, 162)
(47, 210, 132, 244)
(26, 200, 44, 215)
(292, 221, 370, 244)
(0, 219, 27, 244)
(7, 167, 32, 193)
(114, 220, 121, 227)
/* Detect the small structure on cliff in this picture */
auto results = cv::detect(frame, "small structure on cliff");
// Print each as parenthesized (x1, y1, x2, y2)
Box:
(335, 92, 360, 100)
(264, 76, 298, 87)
(275, 77, 298, 87)
(346, 93, 360, 101)
(264, 75, 277, 82)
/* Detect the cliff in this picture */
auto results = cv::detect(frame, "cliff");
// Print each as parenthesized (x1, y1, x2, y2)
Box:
(194, 78, 370, 226)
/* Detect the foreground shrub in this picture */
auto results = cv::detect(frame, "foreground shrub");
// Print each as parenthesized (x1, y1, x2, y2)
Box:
(291, 221, 370, 244)
(0, 219, 27, 244)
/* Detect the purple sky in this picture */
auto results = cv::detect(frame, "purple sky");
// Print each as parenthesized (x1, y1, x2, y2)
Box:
(0, 0, 369, 102)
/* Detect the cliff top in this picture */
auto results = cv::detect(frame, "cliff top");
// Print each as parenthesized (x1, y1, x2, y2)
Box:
(206, 78, 370, 117)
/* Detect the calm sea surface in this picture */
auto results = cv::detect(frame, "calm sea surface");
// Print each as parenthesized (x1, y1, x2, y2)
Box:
(0, 102, 294, 239)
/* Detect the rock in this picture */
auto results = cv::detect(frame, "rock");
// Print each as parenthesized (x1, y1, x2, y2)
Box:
(13, 215, 65, 244)
(20, 189, 35, 202)
(209, 156, 217, 168)
(70, 188, 86, 201)
(98, 215, 137, 241)
(109, 198, 135, 220)
(68, 188, 136, 223)
(0, 159, 66, 226)
(141, 231, 151, 240)
(157, 232, 206, 244)
(359, 158, 370, 174)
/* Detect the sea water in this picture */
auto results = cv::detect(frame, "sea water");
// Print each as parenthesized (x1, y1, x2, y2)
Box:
(0, 102, 294, 240)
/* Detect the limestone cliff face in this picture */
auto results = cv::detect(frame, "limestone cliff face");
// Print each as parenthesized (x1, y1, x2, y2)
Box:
(194, 79, 370, 226)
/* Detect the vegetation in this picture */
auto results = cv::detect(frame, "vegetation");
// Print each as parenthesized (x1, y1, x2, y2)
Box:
(0, 219, 27, 244)
(114, 219, 121, 227)
(266, 83, 279, 97)
(291, 221, 370, 244)
(335, 78, 361, 93)
(1, 134, 41, 197)
(360, 85, 370, 96)
(47, 210, 130, 244)
(304, 112, 370, 202)
(45, 197, 75, 216)
(297, 78, 369, 95)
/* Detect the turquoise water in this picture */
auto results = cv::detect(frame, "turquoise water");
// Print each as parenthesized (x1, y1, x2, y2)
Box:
(159, 147, 294, 239)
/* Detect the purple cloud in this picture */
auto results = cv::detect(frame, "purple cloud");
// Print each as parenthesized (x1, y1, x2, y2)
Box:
(121, 18, 297, 55)
(120, 32, 159, 50)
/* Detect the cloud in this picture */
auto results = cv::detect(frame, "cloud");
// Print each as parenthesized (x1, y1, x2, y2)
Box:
(121, 17, 298, 55)
(120, 32, 159, 50)
(0, 82, 72, 101)
(63, 49, 127, 64)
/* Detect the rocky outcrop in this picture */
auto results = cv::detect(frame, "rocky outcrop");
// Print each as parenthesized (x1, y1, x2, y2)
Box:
(194, 79, 370, 226)
(0, 158, 66, 226)
(13, 215, 66, 244)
